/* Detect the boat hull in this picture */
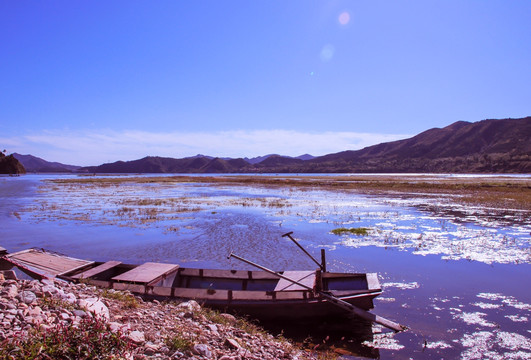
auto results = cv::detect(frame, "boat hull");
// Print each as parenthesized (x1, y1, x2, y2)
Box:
(2, 249, 383, 321)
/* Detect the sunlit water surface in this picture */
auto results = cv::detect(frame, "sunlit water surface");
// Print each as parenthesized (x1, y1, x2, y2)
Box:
(1, 174, 530, 359)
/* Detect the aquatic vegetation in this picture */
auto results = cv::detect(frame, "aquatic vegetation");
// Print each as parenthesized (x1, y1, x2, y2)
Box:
(452, 311, 497, 328)
(381, 282, 419, 290)
(330, 227, 370, 236)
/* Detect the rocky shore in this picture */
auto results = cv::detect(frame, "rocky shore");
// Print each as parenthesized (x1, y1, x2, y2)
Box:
(0, 270, 318, 359)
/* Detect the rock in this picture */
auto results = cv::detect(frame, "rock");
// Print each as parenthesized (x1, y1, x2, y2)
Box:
(26, 306, 42, 317)
(171, 351, 184, 359)
(192, 343, 212, 357)
(78, 297, 109, 320)
(109, 321, 130, 333)
(72, 309, 87, 318)
(4, 284, 18, 298)
(41, 285, 59, 296)
(128, 330, 145, 344)
(17, 291, 37, 304)
(0, 270, 17, 280)
(178, 300, 201, 312)
(183, 311, 194, 319)
(219, 356, 239, 360)
(61, 292, 77, 304)
(224, 338, 241, 350)
(218, 313, 237, 324)
(143, 342, 160, 356)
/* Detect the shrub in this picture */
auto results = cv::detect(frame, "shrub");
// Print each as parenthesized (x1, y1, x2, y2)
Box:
(0, 316, 132, 359)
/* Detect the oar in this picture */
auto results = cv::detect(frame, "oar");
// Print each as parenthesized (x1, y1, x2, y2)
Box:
(282, 231, 325, 271)
(228, 252, 407, 332)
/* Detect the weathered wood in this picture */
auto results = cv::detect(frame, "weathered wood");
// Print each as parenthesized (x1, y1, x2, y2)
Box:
(172, 288, 229, 301)
(275, 271, 315, 291)
(178, 268, 278, 280)
(231, 290, 274, 301)
(366, 273, 380, 290)
(4, 249, 93, 277)
(72, 261, 122, 279)
(112, 262, 179, 284)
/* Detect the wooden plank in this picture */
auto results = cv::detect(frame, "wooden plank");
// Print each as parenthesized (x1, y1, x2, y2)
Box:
(6, 249, 92, 276)
(231, 290, 273, 301)
(112, 262, 179, 284)
(72, 261, 122, 279)
(179, 268, 279, 280)
(13, 252, 89, 272)
(171, 288, 230, 301)
(275, 271, 315, 291)
(366, 273, 380, 290)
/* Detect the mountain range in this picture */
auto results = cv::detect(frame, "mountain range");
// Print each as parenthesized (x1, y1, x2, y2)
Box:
(10, 117, 531, 174)
(13, 153, 81, 173)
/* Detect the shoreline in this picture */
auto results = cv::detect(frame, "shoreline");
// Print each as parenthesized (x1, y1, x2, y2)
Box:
(0, 270, 321, 360)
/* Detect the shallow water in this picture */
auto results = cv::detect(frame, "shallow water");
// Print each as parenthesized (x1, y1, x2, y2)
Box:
(0, 174, 530, 359)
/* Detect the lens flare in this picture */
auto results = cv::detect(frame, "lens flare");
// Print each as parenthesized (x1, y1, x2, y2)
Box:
(338, 11, 350, 25)
(320, 44, 335, 62)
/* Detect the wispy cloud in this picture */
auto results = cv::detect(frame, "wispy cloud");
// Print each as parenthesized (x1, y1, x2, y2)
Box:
(2, 129, 411, 166)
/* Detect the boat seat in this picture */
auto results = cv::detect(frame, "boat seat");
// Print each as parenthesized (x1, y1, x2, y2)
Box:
(111, 262, 179, 284)
(72, 261, 122, 279)
(274, 270, 316, 291)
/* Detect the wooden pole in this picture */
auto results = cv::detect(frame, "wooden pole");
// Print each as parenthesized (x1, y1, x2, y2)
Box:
(320, 249, 327, 273)
(228, 252, 406, 332)
(282, 232, 324, 271)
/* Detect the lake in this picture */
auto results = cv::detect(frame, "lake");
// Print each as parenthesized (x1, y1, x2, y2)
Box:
(1, 174, 530, 359)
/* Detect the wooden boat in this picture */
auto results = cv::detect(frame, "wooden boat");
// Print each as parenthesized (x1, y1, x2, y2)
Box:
(1, 248, 382, 321)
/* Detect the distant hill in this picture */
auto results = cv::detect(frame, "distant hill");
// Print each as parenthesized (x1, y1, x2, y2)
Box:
(13, 153, 80, 173)
(82, 156, 255, 173)
(75, 116, 531, 174)
(305, 117, 531, 173)
(243, 154, 314, 164)
(0, 152, 26, 174)
(296, 154, 315, 161)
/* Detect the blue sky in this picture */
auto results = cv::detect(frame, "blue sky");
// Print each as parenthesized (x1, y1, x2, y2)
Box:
(1, 1, 530, 165)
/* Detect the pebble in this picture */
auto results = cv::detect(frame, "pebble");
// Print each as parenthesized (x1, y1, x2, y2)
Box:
(192, 343, 212, 357)
(18, 290, 37, 304)
(128, 330, 146, 344)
